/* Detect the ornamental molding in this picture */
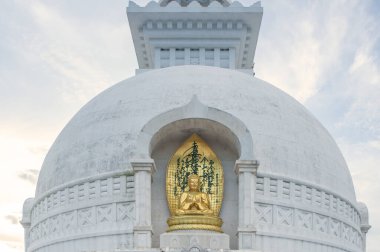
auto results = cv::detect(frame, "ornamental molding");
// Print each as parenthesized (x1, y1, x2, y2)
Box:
(143, 20, 248, 32)
(255, 203, 363, 251)
(255, 175, 361, 230)
(159, 0, 231, 7)
(28, 203, 135, 251)
(254, 174, 364, 251)
(256, 171, 362, 216)
(30, 174, 135, 227)
(31, 170, 134, 209)
(27, 173, 136, 250)
(129, 0, 261, 9)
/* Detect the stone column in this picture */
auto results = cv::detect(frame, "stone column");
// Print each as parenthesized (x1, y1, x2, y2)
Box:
(361, 224, 371, 252)
(214, 48, 220, 67)
(20, 221, 31, 252)
(185, 48, 190, 65)
(131, 160, 156, 249)
(229, 47, 236, 69)
(200, 48, 206, 65)
(21, 198, 34, 252)
(357, 201, 371, 252)
(234, 160, 259, 250)
(169, 48, 175, 66)
(154, 48, 161, 69)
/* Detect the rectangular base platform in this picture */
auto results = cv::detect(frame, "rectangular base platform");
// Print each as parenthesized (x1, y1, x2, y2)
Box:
(116, 249, 261, 252)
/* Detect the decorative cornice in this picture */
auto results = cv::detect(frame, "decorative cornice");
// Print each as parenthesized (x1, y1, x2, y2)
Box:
(32, 170, 134, 209)
(159, 0, 231, 7)
(131, 159, 156, 174)
(360, 224, 371, 234)
(30, 174, 135, 227)
(129, 0, 261, 9)
(234, 159, 259, 174)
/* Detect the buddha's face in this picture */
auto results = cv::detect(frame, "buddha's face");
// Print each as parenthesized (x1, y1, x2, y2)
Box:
(189, 177, 199, 191)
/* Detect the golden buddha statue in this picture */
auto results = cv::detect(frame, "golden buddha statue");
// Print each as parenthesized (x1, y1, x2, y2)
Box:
(166, 134, 224, 232)
(176, 174, 213, 215)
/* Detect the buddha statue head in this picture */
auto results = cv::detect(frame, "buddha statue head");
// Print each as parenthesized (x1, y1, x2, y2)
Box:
(188, 174, 201, 192)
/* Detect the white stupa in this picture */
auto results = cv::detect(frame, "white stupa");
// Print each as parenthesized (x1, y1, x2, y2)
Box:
(21, 1, 370, 252)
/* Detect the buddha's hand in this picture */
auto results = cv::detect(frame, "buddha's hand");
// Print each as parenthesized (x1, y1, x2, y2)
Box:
(190, 202, 200, 210)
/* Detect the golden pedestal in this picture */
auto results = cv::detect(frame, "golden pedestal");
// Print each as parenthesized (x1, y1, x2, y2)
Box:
(167, 215, 223, 233)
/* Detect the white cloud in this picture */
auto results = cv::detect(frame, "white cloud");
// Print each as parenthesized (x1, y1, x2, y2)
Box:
(338, 139, 380, 252)
(256, 1, 380, 251)
(0, 243, 22, 252)
(27, 1, 136, 103)
(0, 134, 46, 252)
(256, 0, 378, 104)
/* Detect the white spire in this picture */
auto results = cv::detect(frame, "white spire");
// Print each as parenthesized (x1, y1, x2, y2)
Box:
(127, 1, 263, 72)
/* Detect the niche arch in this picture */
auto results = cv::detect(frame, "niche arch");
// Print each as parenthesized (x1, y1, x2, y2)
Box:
(135, 97, 254, 249)
(135, 95, 254, 161)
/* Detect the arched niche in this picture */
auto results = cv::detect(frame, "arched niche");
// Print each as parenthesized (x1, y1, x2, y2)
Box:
(135, 95, 254, 161)
(149, 118, 240, 249)
(135, 97, 253, 249)
(134, 96, 253, 249)
(150, 118, 241, 159)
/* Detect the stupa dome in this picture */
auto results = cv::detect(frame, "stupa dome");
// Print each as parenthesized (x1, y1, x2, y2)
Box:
(36, 65, 356, 203)
(23, 0, 369, 250)
(26, 65, 366, 252)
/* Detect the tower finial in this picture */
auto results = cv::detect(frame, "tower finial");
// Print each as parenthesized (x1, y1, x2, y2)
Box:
(159, 0, 230, 7)
(127, 1, 263, 72)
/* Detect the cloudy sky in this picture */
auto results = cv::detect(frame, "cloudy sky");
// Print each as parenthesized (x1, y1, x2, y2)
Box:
(0, 0, 379, 251)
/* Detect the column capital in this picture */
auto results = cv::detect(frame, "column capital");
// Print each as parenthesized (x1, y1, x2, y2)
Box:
(134, 225, 153, 232)
(237, 227, 256, 232)
(20, 220, 31, 229)
(361, 224, 371, 234)
(131, 159, 156, 174)
(234, 160, 259, 175)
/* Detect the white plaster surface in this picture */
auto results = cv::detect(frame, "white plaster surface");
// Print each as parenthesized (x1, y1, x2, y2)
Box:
(36, 65, 356, 204)
(29, 65, 365, 252)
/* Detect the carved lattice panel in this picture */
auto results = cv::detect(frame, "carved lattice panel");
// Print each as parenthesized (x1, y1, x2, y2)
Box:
(276, 206, 293, 226)
(295, 210, 312, 229)
(255, 203, 273, 224)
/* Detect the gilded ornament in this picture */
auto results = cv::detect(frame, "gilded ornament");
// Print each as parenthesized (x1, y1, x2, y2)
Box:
(166, 134, 224, 232)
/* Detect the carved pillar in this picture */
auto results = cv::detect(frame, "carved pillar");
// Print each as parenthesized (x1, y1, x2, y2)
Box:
(229, 47, 236, 69)
(169, 48, 175, 66)
(358, 201, 371, 252)
(131, 160, 156, 249)
(154, 48, 161, 69)
(234, 160, 259, 250)
(20, 221, 31, 252)
(21, 198, 34, 252)
(214, 48, 220, 67)
(361, 224, 371, 252)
